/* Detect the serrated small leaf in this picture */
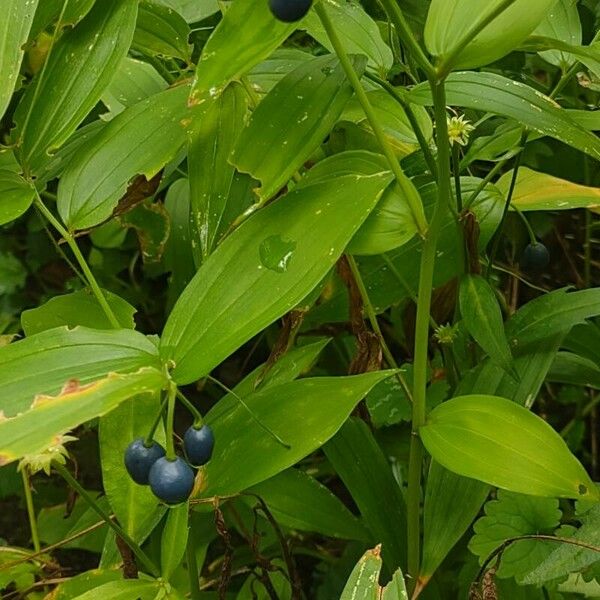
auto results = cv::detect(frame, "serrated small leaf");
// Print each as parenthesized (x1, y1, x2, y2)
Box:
(420, 394, 599, 500)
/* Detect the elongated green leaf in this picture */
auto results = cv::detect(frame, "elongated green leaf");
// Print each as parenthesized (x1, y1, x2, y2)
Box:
(498, 167, 600, 211)
(70, 579, 160, 600)
(14, 0, 138, 174)
(521, 36, 600, 77)
(341, 547, 408, 600)
(0, 367, 165, 466)
(532, 0, 582, 69)
(459, 274, 515, 375)
(0, 0, 39, 121)
(134, 0, 191, 61)
(424, 0, 558, 70)
(29, 0, 96, 39)
(0, 327, 161, 417)
(196, 371, 393, 497)
(420, 394, 599, 500)
(189, 0, 301, 105)
(248, 48, 314, 94)
(247, 468, 370, 541)
(0, 170, 36, 225)
(409, 71, 600, 161)
(324, 418, 407, 571)
(161, 170, 390, 384)
(302, 0, 394, 73)
(58, 83, 196, 230)
(188, 82, 249, 263)
(99, 395, 166, 558)
(21, 289, 136, 335)
(232, 54, 366, 201)
(161, 503, 189, 579)
(420, 461, 490, 581)
(548, 352, 600, 389)
(157, 0, 219, 23)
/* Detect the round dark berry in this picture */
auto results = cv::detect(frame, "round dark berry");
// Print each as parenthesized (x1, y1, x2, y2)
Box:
(269, 0, 312, 22)
(148, 456, 195, 504)
(521, 242, 549, 272)
(124, 438, 166, 485)
(184, 424, 215, 467)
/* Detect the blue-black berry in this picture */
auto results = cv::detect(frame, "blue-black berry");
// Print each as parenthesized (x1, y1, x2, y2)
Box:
(521, 242, 549, 272)
(184, 424, 215, 467)
(148, 457, 195, 504)
(269, 0, 312, 22)
(124, 438, 166, 485)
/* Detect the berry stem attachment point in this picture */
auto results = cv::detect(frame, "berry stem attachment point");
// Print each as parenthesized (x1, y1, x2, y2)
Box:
(176, 389, 204, 428)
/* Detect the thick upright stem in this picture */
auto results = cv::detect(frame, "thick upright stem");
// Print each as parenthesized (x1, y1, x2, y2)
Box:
(315, 3, 428, 236)
(406, 79, 452, 588)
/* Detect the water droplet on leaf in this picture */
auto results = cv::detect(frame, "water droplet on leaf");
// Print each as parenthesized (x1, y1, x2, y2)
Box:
(259, 235, 296, 273)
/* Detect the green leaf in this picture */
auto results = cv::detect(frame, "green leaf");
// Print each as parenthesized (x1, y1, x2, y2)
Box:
(189, 0, 301, 105)
(13, 0, 138, 174)
(498, 167, 600, 211)
(469, 490, 562, 579)
(161, 503, 189, 580)
(0, 367, 166, 466)
(409, 71, 600, 161)
(0, 326, 161, 417)
(246, 468, 370, 541)
(532, 0, 582, 69)
(38, 571, 123, 600)
(231, 54, 366, 202)
(459, 274, 515, 375)
(420, 394, 599, 500)
(21, 289, 136, 335)
(196, 371, 393, 497)
(548, 352, 600, 389)
(160, 169, 390, 384)
(340, 547, 408, 600)
(0, 0, 39, 121)
(58, 83, 196, 230)
(324, 418, 407, 571)
(157, 0, 219, 23)
(134, 0, 191, 61)
(0, 252, 26, 296)
(420, 461, 490, 580)
(302, 0, 394, 73)
(188, 82, 249, 263)
(101, 57, 168, 118)
(248, 48, 313, 94)
(99, 395, 167, 559)
(424, 0, 558, 70)
(29, 0, 96, 39)
(0, 170, 36, 226)
(69, 579, 160, 600)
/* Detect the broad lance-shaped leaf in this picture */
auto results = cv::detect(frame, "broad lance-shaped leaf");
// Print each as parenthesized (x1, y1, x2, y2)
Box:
(160, 503, 189, 580)
(0, 367, 165, 467)
(302, 0, 393, 73)
(189, 0, 302, 104)
(459, 274, 515, 376)
(0, 170, 36, 226)
(160, 170, 390, 384)
(498, 167, 600, 212)
(246, 468, 370, 541)
(0, 327, 161, 417)
(58, 83, 197, 231)
(0, 0, 38, 121)
(65, 579, 160, 600)
(424, 0, 557, 70)
(195, 371, 393, 497)
(231, 54, 367, 202)
(99, 396, 167, 559)
(341, 547, 408, 600)
(409, 71, 600, 162)
(188, 82, 249, 264)
(420, 395, 599, 501)
(13, 0, 138, 174)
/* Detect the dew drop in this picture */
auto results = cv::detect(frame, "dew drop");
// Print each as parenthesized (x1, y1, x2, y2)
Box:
(259, 235, 296, 273)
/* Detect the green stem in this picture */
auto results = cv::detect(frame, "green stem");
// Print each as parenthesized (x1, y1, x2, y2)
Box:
(21, 467, 41, 553)
(53, 462, 160, 577)
(33, 194, 120, 328)
(315, 3, 428, 236)
(376, 0, 436, 80)
(146, 55, 176, 84)
(462, 158, 511, 211)
(176, 389, 204, 427)
(436, 0, 519, 78)
(347, 254, 414, 404)
(452, 144, 463, 213)
(406, 79, 452, 589)
(144, 396, 169, 446)
(165, 383, 177, 460)
(206, 375, 290, 449)
(512, 204, 537, 245)
(364, 72, 438, 177)
(186, 533, 202, 600)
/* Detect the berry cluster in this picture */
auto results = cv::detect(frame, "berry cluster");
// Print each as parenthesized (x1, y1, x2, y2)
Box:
(268, 0, 312, 22)
(124, 424, 215, 504)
